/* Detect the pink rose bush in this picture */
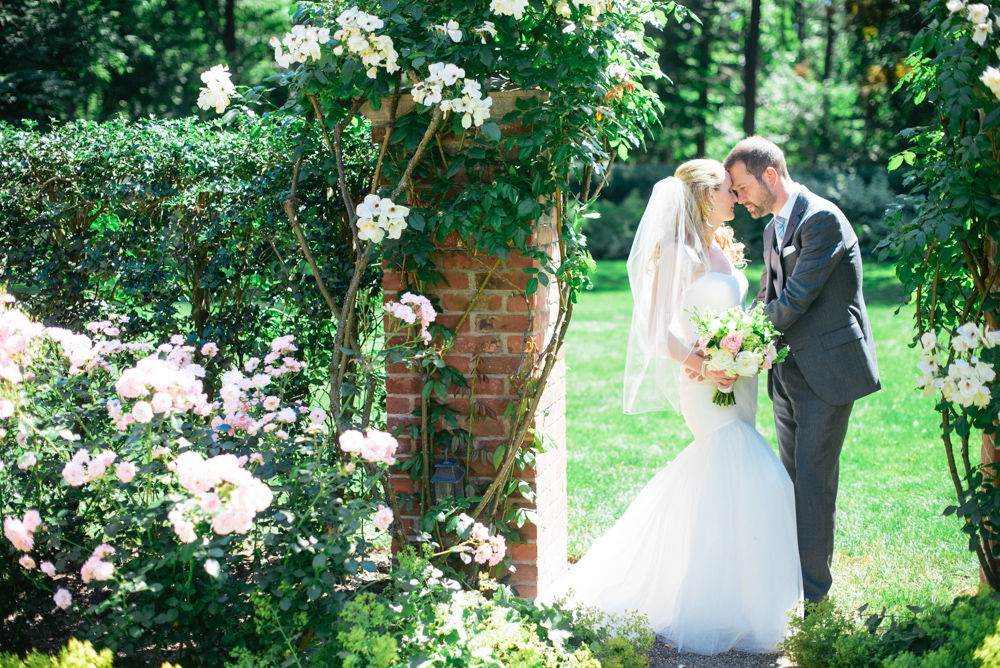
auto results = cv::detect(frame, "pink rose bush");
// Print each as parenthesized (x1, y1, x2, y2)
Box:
(384, 292, 437, 344)
(339, 428, 398, 465)
(0, 296, 405, 652)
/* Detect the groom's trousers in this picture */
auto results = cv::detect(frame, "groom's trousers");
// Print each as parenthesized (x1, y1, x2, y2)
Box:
(771, 353, 853, 605)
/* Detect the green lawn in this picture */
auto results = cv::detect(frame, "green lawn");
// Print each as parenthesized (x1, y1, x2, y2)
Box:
(563, 260, 980, 614)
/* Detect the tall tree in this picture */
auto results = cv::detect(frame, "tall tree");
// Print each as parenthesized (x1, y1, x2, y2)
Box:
(823, 0, 835, 80)
(743, 0, 762, 136)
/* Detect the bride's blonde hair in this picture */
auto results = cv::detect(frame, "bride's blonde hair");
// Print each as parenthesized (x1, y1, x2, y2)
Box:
(673, 159, 746, 268)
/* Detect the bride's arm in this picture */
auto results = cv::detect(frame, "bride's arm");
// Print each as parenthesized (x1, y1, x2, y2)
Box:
(648, 259, 713, 380)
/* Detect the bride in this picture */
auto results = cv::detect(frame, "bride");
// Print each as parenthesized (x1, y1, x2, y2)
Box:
(546, 159, 802, 654)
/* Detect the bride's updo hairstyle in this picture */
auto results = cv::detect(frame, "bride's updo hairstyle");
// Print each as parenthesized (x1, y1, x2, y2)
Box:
(673, 159, 746, 268)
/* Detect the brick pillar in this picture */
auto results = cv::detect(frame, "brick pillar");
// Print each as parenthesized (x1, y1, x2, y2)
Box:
(366, 92, 567, 599)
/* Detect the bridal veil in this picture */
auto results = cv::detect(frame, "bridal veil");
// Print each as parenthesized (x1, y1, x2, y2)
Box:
(623, 177, 711, 414)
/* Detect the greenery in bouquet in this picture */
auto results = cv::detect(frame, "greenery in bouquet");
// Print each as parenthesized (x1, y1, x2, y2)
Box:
(690, 305, 787, 406)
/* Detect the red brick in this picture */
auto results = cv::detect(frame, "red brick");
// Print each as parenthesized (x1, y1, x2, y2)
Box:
(510, 541, 539, 561)
(434, 314, 472, 335)
(386, 396, 411, 415)
(451, 335, 502, 354)
(472, 375, 506, 396)
(443, 354, 472, 373)
(506, 291, 549, 312)
(505, 252, 542, 270)
(386, 375, 422, 394)
(476, 313, 532, 333)
(507, 332, 546, 355)
(480, 270, 533, 291)
(508, 563, 539, 584)
(434, 250, 470, 269)
(383, 272, 402, 292)
(477, 355, 522, 375)
(438, 271, 470, 290)
(432, 232, 459, 249)
(390, 474, 416, 496)
(471, 418, 509, 437)
(512, 584, 538, 600)
(444, 293, 503, 313)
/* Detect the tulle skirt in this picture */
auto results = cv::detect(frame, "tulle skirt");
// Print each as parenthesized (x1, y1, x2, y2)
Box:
(545, 376, 802, 655)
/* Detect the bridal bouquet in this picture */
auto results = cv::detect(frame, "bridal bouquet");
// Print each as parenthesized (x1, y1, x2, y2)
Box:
(690, 305, 788, 406)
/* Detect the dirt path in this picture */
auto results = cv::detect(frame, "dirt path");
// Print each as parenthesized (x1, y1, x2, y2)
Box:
(648, 640, 796, 668)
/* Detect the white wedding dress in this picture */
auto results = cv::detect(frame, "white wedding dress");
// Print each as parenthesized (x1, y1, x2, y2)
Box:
(546, 270, 802, 655)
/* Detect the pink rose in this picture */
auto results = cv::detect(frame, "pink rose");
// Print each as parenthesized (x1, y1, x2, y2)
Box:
(40, 561, 56, 577)
(696, 336, 710, 349)
(53, 588, 72, 610)
(721, 332, 743, 354)
(373, 504, 393, 531)
(470, 522, 490, 542)
(0, 399, 13, 419)
(201, 342, 219, 357)
(4, 517, 33, 552)
(18, 554, 35, 570)
(116, 462, 136, 483)
(339, 430, 365, 454)
(22, 510, 41, 533)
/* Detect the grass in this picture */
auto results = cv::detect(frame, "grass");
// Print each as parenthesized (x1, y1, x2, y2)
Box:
(563, 259, 980, 615)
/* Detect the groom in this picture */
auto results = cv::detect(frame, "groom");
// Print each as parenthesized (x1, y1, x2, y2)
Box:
(724, 136, 881, 606)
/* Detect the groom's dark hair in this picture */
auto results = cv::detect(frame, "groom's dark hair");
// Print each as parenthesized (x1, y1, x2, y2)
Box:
(723, 136, 790, 182)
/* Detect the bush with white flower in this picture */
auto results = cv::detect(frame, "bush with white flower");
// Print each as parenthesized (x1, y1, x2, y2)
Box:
(882, 0, 1000, 590)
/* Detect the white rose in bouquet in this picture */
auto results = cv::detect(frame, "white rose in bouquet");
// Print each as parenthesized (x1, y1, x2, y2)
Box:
(706, 349, 736, 374)
(734, 351, 761, 376)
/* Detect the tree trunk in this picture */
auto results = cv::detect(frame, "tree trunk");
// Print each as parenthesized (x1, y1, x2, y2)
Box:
(223, 0, 236, 56)
(695, 4, 713, 156)
(743, 0, 762, 137)
(795, 0, 805, 44)
(822, 1, 835, 81)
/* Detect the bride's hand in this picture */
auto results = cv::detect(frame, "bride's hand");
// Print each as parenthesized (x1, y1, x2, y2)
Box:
(686, 348, 737, 389)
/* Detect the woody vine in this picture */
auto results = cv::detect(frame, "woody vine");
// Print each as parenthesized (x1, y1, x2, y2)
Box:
(201, 0, 679, 573)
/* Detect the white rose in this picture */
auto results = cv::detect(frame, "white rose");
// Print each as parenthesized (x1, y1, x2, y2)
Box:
(947, 0, 966, 12)
(968, 3, 990, 25)
(982, 66, 1000, 100)
(974, 21, 994, 45)
(705, 350, 736, 374)
(734, 351, 761, 376)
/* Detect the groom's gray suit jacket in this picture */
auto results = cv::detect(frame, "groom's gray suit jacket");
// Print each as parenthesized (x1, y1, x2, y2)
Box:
(757, 185, 881, 406)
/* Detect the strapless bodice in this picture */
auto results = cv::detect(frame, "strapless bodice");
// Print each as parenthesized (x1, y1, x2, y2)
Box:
(680, 271, 749, 344)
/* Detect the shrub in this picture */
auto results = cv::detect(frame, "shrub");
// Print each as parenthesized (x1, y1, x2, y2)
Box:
(0, 298, 395, 664)
(781, 599, 886, 668)
(881, 592, 1000, 668)
(0, 639, 180, 668)
(0, 116, 378, 398)
(781, 592, 1000, 668)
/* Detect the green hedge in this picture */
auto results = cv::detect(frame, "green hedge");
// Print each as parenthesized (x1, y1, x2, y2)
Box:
(0, 116, 377, 394)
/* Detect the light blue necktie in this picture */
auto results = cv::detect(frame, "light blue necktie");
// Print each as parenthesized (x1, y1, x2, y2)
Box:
(773, 215, 787, 250)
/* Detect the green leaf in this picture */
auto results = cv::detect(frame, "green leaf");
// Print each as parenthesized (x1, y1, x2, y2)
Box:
(526, 277, 538, 295)
(481, 122, 501, 142)
(888, 154, 905, 171)
(492, 445, 505, 469)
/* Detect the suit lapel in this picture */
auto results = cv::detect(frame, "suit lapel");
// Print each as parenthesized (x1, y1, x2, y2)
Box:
(763, 221, 778, 301)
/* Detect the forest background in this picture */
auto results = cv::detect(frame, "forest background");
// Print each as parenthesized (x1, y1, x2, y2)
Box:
(0, 0, 925, 262)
